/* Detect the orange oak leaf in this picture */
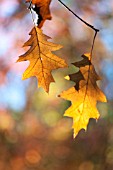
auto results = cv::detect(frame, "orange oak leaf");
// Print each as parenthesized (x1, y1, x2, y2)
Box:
(17, 27, 67, 93)
(59, 54, 107, 138)
(26, 0, 52, 28)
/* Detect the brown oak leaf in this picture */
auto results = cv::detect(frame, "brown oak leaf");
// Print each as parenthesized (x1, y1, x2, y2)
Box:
(26, 0, 52, 28)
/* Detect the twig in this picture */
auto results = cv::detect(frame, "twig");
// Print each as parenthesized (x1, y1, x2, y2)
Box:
(90, 31, 98, 59)
(58, 0, 99, 32)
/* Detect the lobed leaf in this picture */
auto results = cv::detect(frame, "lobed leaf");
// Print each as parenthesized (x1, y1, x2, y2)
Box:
(17, 27, 67, 93)
(59, 53, 107, 138)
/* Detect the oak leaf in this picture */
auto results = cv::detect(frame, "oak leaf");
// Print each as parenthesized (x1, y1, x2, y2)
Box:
(26, 0, 52, 28)
(17, 27, 67, 92)
(59, 54, 107, 138)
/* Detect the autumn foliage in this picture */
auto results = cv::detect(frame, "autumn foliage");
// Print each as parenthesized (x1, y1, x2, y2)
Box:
(16, 0, 107, 138)
(1, 0, 113, 169)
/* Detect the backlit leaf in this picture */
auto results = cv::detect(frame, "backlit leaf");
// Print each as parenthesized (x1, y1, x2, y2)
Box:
(59, 53, 107, 138)
(17, 27, 67, 93)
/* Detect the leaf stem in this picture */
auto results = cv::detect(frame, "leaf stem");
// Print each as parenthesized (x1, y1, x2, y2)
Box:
(90, 31, 98, 59)
(82, 30, 98, 117)
(58, 0, 99, 32)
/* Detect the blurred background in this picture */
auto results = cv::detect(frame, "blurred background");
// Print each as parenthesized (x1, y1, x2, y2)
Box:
(0, 0, 113, 169)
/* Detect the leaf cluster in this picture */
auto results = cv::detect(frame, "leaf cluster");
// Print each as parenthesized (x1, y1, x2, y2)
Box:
(17, 0, 107, 138)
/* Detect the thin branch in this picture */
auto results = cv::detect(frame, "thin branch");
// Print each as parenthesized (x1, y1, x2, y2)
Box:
(90, 31, 98, 59)
(58, 0, 99, 32)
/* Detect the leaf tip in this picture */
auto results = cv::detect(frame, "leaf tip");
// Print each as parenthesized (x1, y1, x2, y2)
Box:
(16, 58, 19, 63)
(64, 75, 70, 80)
(73, 131, 78, 138)
(22, 76, 25, 80)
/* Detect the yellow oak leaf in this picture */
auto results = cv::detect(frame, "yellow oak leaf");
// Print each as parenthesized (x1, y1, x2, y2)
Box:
(17, 27, 67, 93)
(59, 54, 107, 138)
